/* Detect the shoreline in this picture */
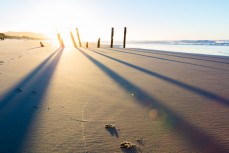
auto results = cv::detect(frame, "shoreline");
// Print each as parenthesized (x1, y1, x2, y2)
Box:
(126, 43, 229, 57)
(2, 39, 229, 57)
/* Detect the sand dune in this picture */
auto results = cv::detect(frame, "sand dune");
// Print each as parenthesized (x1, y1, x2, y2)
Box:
(0, 40, 229, 153)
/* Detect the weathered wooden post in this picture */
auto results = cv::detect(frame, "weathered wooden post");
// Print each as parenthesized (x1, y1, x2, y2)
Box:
(86, 42, 88, 48)
(70, 31, 77, 48)
(0, 33, 6, 41)
(60, 38, 65, 48)
(40, 41, 44, 47)
(123, 27, 127, 48)
(57, 32, 65, 47)
(97, 38, 100, 48)
(76, 28, 82, 47)
(110, 27, 114, 48)
(57, 32, 61, 42)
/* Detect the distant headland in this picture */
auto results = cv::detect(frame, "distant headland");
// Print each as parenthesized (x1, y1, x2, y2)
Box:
(0, 31, 49, 40)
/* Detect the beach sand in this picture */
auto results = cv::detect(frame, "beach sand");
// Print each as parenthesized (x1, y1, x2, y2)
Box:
(0, 40, 229, 153)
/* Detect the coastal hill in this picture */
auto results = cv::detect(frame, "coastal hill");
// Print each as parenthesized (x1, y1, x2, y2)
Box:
(3, 31, 49, 40)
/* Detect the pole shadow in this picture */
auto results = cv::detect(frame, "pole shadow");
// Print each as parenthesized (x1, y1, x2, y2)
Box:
(0, 47, 62, 110)
(101, 48, 229, 72)
(110, 48, 229, 64)
(88, 49, 229, 106)
(0, 47, 63, 153)
(27, 47, 43, 50)
(78, 48, 229, 153)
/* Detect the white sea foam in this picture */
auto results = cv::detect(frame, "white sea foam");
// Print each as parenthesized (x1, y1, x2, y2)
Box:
(126, 41, 229, 56)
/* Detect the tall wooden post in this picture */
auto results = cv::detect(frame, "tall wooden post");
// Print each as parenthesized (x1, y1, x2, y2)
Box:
(60, 38, 65, 48)
(57, 33, 61, 45)
(57, 33, 60, 41)
(110, 27, 114, 48)
(123, 27, 127, 48)
(57, 33, 64, 47)
(76, 28, 82, 47)
(70, 31, 77, 48)
(86, 42, 88, 48)
(97, 38, 100, 48)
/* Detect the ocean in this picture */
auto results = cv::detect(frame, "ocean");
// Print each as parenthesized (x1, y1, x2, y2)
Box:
(125, 40, 229, 57)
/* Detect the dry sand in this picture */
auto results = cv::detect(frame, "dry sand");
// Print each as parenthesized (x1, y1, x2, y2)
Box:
(0, 40, 229, 153)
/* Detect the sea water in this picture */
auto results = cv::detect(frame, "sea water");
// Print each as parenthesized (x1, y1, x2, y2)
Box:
(126, 41, 229, 57)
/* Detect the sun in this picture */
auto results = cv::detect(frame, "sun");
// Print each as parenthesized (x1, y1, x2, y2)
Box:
(27, 1, 109, 45)
(29, 1, 84, 44)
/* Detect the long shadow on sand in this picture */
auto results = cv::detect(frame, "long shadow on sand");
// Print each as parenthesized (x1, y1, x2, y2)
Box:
(78, 48, 229, 153)
(0, 47, 63, 153)
(27, 47, 43, 50)
(131, 48, 229, 60)
(101, 48, 229, 72)
(109, 48, 229, 64)
(88, 49, 229, 106)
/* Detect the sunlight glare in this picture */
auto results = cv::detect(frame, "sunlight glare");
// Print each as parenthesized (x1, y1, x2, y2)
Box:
(31, 1, 87, 43)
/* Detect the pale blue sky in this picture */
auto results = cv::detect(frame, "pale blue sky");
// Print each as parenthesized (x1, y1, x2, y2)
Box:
(0, 0, 229, 40)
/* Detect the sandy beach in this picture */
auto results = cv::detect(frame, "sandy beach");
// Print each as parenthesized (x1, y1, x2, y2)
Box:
(0, 40, 229, 153)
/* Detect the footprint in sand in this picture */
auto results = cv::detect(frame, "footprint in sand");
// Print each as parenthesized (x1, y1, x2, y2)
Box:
(33, 105, 39, 109)
(32, 90, 37, 95)
(18, 55, 23, 58)
(33, 105, 51, 111)
(10, 58, 15, 60)
(15, 88, 23, 93)
(27, 90, 37, 99)
(134, 136, 144, 146)
(0, 61, 4, 65)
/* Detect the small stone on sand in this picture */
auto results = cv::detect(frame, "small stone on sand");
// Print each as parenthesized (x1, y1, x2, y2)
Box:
(120, 141, 136, 149)
(105, 124, 115, 129)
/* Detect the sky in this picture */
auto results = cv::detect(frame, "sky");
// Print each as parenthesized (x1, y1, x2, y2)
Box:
(0, 0, 229, 41)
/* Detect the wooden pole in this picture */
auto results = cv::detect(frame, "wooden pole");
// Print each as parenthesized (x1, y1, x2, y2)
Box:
(97, 38, 100, 48)
(57, 33, 64, 47)
(57, 33, 61, 41)
(110, 27, 114, 48)
(123, 27, 127, 48)
(40, 41, 44, 47)
(60, 38, 65, 48)
(86, 42, 88, 48)
(70, 31, 77, 48)
(76, 28, 82, 47)
(57, 32, 61, 45)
